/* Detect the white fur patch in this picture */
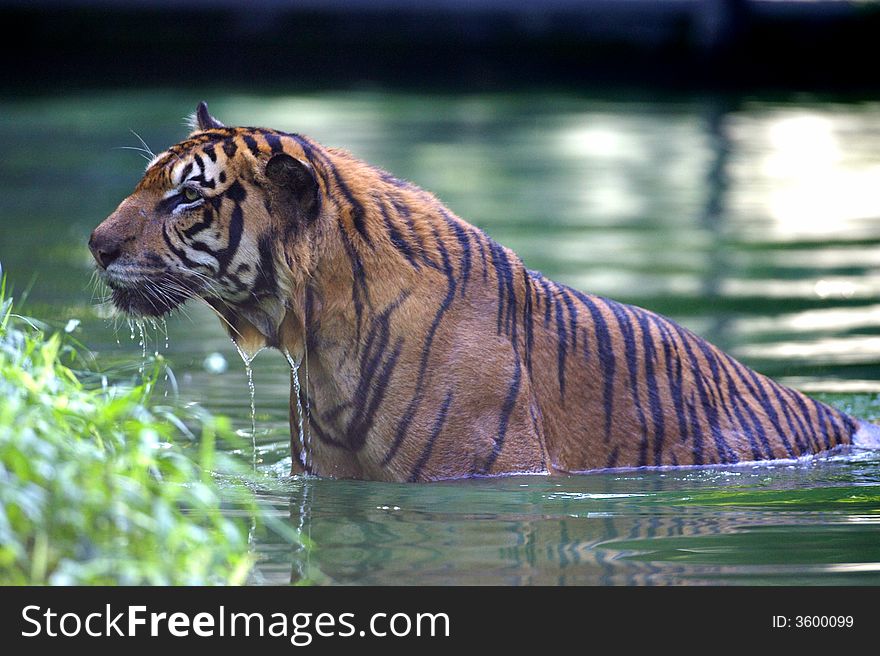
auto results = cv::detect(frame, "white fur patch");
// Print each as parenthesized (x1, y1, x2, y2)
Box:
(852, 421, 880, 449)
(172, 158, 200, 185)
(199, 158, 221, 185)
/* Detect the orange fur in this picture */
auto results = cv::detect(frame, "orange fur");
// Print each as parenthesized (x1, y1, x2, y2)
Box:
(88, 104, 872, 481)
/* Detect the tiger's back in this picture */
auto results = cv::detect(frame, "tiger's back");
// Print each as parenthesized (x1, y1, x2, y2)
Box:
(89, 103, 879, 481)
(526, 279, 860, 471)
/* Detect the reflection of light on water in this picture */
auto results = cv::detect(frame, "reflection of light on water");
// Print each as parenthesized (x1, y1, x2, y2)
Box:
(545, 492, 654, 500)
(735, 335, 880, 363)
(788, 379, 880, 393)
(554, 113, 709, 222)
(814, 279, 857, 299)
(823, 563, 880, 573)
(557, 118, 649, 162)
(763, 114, 840, 178)
(722, 276, 880, 299)
(735, 304, 880, 334)
(729, 108, 880, 240)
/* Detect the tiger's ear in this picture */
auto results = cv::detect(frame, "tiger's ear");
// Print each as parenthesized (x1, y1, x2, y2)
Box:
(265, 153, 320, 223)
(191, 101, 224, 132)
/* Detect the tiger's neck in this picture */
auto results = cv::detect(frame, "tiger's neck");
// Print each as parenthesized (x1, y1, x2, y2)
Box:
(275, 151, 528, 477)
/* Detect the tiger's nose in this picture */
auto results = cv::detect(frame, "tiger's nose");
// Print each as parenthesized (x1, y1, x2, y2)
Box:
(88, 230, 122, 269)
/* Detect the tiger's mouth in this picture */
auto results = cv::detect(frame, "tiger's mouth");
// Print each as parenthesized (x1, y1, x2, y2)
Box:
(101, 267, 203, 318)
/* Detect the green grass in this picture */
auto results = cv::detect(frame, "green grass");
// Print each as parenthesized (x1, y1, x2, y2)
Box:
(0, 276, 289, 584)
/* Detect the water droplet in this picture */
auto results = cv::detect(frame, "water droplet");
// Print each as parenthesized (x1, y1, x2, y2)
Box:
(136, 321, 146, 375)
(233, 341, 257, 470)
(203, 352, 228, 374)
(285, 349, 308, 470)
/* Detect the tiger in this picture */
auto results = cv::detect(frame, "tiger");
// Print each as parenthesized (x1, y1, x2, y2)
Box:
(89, 101, 880, 482)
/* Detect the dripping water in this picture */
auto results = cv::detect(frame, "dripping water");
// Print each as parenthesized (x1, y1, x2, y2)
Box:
(284, 349, 308, 471)
(136, 320, 146, 375)
(233, 341, 257, 470)
(127, 319, 147, 377)
(302, 338, 312, 470)
(160, 317, 169, 396)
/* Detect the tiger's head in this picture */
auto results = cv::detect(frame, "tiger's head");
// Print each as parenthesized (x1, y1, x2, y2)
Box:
(89, 102, 323, 351)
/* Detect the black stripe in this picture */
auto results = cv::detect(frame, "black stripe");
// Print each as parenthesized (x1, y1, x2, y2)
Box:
(558, 287, 579, 355)
(605, 445, 620, 469)
(215, 203, 244, 274)
(690, 339, 767, 461)
(337, 222, 369, 346)
(488, 240, 517, 340)
(161, 224, 204, 271)
(309, 414, 351, 451)
(389, 193, 437, 269)
(732, 360, 797, 458)
(408, 391, 454, 482)
(376, 194, 420, 269)
(538, 274, 553, 327)
(666, 327, 709, 465)
(810, 399, 834, 450)
(222, 138, 237, 159)
(607, 302, 649, 467)
(693, 341, 750, 463)
(242, 134, 261, 157)
(780, 387, 821, 453)
(189, 174, 216, 189)
(769, 385, 810, 455)
(252, 233, 277, 296)
(632, 309, 667, 466)
(178, 162, 193, 182)
(346, 338, 404, 450)
(261, 130, 284, 154)
(225, 181, 247, 203)
(521, 268, 535, 376)
(672, 326, 735, 464)
(381, 233, 457, 467)
(711, 352, 767, 461)
(154, 191, 185, 215)
(550, 282, 568, 398)
(181, 207, 214, 239)
(440, 210, 472, 298)
(569, 291, 617, 445)
(481, 354, 522, 474)
(649, 315, 690, 448)
(324, 157, 373, 247)
(338, 293, 410, 451)
(474, 229, 489, 282)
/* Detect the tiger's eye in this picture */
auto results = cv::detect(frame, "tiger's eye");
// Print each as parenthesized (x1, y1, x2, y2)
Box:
(183, 187, 200, 202)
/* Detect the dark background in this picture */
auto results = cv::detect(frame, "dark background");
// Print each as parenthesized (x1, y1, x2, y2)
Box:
(3, 0, 880, 93)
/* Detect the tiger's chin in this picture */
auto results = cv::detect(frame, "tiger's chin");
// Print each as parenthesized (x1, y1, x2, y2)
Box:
(109, 285, 189, 318)
(102, 269, 203, 318)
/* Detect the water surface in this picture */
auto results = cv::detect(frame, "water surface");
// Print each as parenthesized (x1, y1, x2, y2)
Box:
(1, 89, 879, 585)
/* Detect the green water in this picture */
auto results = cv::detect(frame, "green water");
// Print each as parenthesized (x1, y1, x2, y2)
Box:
(1, 90, 880, 585)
